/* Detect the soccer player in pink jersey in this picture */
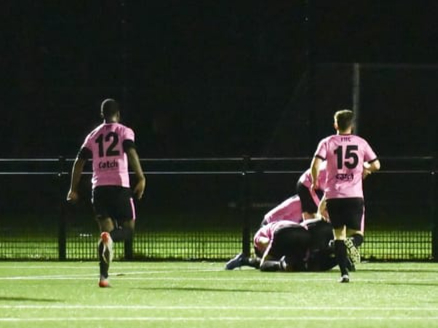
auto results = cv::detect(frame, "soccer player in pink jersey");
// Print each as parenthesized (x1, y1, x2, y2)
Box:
(310, 109, 380, 283)
(225, 220, 311, 271)
(262, 166, 328, 226)
(67, 99, 146, 287)
(261, 194, 302, 225)
(297, 161, 327, 219)
(225, 219, 339, 272)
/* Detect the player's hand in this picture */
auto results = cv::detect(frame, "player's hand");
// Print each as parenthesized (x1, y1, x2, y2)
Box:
(67, 190, 79, 204)
(310, 182, 319, 191)
(362, 169, 372, 180)
(133, 178, 146, 200)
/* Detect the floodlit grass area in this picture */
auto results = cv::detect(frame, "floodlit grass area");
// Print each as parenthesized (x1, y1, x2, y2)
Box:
(0, 262, 438, 328)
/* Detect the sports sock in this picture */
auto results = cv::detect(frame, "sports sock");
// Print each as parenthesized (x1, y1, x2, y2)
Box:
(350, 234, 364, 247)
(98, 241, 109, 278)
(334, 240, 349, 276)
(110, 227, 133, 242)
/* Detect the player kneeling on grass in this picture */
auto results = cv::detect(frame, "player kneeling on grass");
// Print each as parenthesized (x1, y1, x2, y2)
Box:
(67, 99, 146, 287)
(225, 219, 342, 272)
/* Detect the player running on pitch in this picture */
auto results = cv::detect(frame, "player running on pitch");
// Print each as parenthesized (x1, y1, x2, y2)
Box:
(310, 109, 380, 283)
(67, 99, 146, 287)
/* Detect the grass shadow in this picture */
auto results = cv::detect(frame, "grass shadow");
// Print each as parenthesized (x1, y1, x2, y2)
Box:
(133, 287, 290, 293)
(365, 281, 438, 287)
(362, 268, 438, 273)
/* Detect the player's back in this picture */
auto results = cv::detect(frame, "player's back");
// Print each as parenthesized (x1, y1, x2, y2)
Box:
(319, 134, 376, 199)
(83, 123, 135, 188)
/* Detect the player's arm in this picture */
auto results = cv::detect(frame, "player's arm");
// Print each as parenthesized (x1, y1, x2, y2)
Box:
(310, 156, 323, 190)
(126, 146, 146, 200)
(317, 194, 329, 221)
(67, 155, 87, 203)
(256, 237, 271, 265)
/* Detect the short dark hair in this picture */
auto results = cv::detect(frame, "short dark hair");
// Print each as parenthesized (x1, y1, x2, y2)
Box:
(101, 99, 120, 120)
(334, 109, 354, 131)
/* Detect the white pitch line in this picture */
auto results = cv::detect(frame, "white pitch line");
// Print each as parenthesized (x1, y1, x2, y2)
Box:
(1, 316, 438, 322)
(0, 305, 438, 311)
(0, 269, 223, 280)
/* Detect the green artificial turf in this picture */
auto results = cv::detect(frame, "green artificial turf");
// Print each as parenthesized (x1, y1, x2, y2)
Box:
(0, 261, 438, 328)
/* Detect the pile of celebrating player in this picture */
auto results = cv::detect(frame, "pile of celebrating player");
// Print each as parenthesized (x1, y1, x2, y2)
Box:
(225, 109, 380, 283)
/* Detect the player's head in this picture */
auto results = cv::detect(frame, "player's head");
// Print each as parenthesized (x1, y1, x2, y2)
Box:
(101, 99, 120, 122)
(334, 109, 354, 133)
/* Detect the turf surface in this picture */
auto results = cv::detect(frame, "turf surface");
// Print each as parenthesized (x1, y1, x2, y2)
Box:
(0, 261, 438, 328)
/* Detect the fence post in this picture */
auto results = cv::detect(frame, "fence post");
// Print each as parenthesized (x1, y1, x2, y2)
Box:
(241, 155, 251, 257)
(432, 154, 437, 261)
(58, 156, 67, 261)
(124, 239, 133, 260)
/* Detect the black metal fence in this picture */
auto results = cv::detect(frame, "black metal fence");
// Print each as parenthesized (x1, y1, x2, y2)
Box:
(0, 156, 436, 261)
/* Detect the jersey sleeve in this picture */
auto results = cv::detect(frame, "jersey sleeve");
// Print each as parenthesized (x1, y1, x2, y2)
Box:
(123, 139, 136, 152)
(363, 141, 378, 162)
(78, 134, 93, 159)
(124, 127, 135, 142)
(122, 127, 136, 152)
(314, 138, 327, 160)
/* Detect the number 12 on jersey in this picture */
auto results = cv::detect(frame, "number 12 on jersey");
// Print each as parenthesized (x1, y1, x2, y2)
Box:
(95, 132, 120, 158)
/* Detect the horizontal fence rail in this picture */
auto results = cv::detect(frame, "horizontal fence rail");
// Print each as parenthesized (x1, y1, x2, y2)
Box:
(0, 156, 436, 261)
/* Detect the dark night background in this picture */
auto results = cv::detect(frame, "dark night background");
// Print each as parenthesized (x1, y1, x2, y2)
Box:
(1, 0, 436, 158)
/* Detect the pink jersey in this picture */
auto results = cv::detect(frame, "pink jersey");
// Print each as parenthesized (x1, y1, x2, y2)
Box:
(81, 123, 135, 188)
(253, 220, 301, 254)
(299, 161, 327, 190)
(263, 195, 302, 224)
(314, 134, 377, 199)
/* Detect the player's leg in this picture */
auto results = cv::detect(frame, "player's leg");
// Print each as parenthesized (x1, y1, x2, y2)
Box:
(97, 217, 115, 287)
(262, 226, 311, 272)
(308, 220, 334, 251)
(260, 256, 288, 272)
(345, 199, 365, 264)
(296, 182, 320, 220)
(110, 219, 135, 242)
(307, 248, 338, 271)
(348, 231, 364, 247)
(347, 207, 365, 247)
(225, 253, 261, 270)
(92, 187, 116, 287)
(110, 188, 136, 242)
(326, 199, 350, 282)
(333, 226, 349, 282)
